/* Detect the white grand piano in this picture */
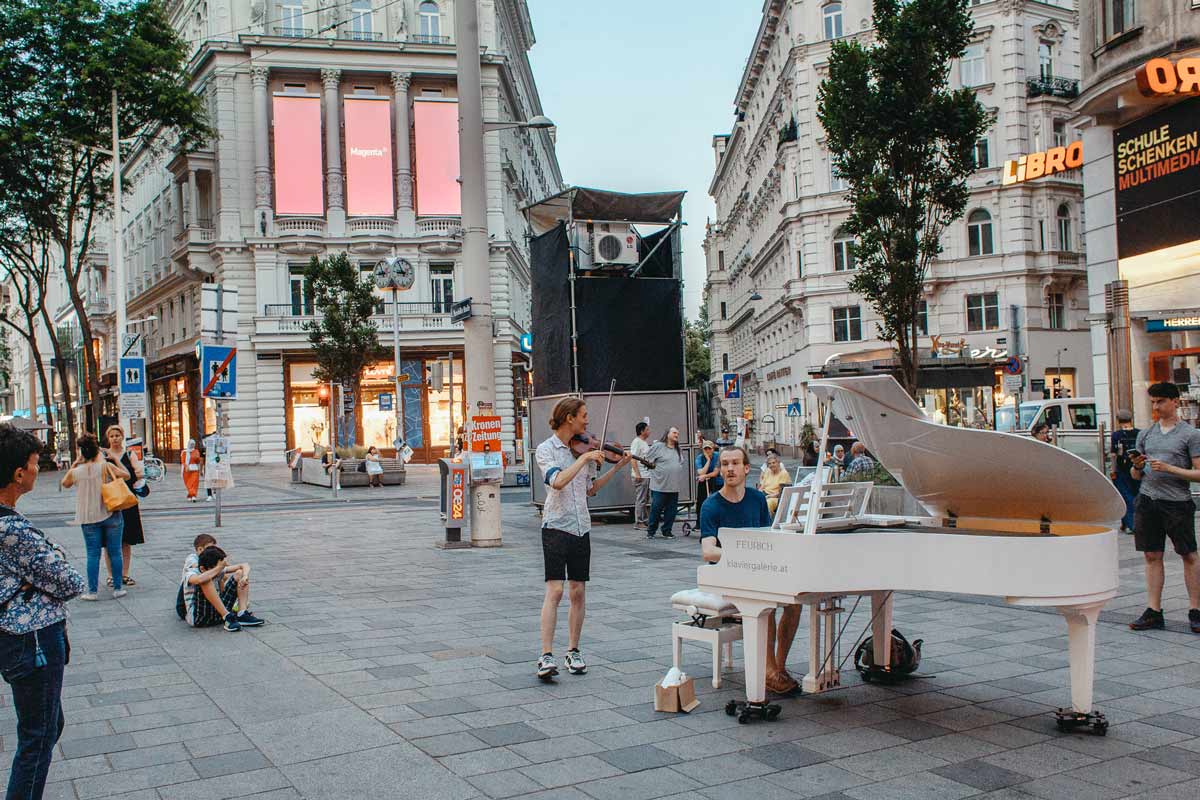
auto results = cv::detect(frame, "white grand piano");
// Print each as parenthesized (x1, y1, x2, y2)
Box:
(698, 376, 1123, 731)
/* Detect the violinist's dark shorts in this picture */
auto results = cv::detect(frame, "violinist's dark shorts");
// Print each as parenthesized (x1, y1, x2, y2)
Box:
(542, 528, 590, 582)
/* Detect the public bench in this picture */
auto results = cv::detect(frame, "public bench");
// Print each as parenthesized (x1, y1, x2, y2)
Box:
(298, 456, 406, 488)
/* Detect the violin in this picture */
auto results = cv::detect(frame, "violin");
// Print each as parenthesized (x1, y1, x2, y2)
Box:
(570, 432, 655, 469)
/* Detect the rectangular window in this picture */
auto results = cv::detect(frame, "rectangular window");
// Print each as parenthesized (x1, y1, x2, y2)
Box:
(960, 45, 987, 87)
(720, 301, 727, 320)
(431, 265, 454, 313)
(343, 97, 395, 216)
(722, 353, 729, 371)
(718, 250, 725, 271)
(350, 0, 374, 39)
(289, 264, 314, 316)
(833, 306, 862, 342)
(1048, 292, 1065, 330)
(413, 99, 461, 216)
(1053, 119, 1067, 149)
(966, 292, 999, 332)
(830, 160, 848, 192)
(273, 95, 323, 215)
(974, 138, 990, 169)
(833, 239, 856, 271)
(279, 1, 304, 36)
(1038, 42, 1054, 79)
(917, 300, 929, 336)
(796, 250, 804, 278)
(1105, 0, 1136, 38)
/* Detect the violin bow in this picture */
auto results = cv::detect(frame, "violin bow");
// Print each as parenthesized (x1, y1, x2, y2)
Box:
(597, 379, 616, 469)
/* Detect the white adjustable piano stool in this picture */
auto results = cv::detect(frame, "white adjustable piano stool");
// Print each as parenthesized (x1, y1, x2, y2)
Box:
(670, 589, 742, 688)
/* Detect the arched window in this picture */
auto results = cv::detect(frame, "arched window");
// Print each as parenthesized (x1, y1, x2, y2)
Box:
(1056, 203, 1072, 251)
(833, 226, 856, 271)
(967, 209, 994, 256)
(419, 1, 440, 40)
(823, 3, 843, 40)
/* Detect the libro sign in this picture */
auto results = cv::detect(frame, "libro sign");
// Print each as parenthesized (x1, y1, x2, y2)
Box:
(1002, 141, 1083, 185)
(1136, 57, 1200, 97)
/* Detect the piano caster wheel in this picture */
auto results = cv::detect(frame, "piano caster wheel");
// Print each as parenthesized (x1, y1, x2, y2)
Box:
(725, 700, 781, 723)
(1054, 708, 1107, 736)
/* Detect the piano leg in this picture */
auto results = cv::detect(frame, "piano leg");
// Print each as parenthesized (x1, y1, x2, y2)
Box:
(1053, 601, 1109, 735)
(723, 601, 783, 723)
(871, 591, 893, 669)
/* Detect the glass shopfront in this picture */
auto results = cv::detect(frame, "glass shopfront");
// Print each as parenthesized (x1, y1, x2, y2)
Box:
(151, 374, 193, 461)
(285, 355, 466, 463)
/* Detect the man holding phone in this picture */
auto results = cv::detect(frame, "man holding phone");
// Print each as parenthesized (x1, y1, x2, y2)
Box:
(1128, 383, 1200, 633)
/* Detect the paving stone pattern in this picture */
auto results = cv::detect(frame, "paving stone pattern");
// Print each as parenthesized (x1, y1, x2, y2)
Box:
(4, 466, 1200, 798)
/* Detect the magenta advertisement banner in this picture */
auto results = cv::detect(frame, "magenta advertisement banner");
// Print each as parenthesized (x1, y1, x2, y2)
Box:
(273, 96, 324, 215)
(413, 99, 461, 216)
(344, 97, 395, 217)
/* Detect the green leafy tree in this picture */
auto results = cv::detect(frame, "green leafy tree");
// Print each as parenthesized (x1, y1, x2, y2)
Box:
(0, 245, 61, 450)
(304, 253, 386, 448)
(817, 0, 991, 396)
(0, 0, 211, 432)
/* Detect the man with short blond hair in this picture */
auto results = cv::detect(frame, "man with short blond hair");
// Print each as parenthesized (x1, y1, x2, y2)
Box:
(700, 445, 802, 694)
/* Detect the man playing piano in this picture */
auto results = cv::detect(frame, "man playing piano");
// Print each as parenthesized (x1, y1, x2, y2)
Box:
(1128, 382, 1200, 634)
(700, 445, 802, 694)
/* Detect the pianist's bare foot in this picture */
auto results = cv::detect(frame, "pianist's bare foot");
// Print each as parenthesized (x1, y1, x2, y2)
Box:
(765, 670, 799, 695)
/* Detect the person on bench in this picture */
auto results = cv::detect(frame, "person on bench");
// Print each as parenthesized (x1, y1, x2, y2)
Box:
(700, 445, 802, 695)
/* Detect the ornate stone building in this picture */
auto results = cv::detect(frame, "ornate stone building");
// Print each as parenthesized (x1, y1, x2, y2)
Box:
(705, 0, 1090, 450)
(86, 0, 561, 464)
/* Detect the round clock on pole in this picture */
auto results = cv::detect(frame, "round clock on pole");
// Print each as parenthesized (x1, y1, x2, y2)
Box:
(374, 257, 415, 455)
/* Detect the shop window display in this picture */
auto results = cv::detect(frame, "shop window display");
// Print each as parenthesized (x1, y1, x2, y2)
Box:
(921, 386, 996, 429)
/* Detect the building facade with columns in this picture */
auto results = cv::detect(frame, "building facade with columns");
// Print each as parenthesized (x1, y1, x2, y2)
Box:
(1074, 1, 1200, 430)
(704, 0, 1092, 450)
(87, 0, 560, 465)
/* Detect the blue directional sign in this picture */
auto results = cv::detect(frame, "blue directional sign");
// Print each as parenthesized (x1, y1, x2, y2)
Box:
(723, 372, 741, 399)
(379, 392, 393, 412)
(201, 343, 238, 400)
(519, 333, 533, 353)
(118, 357, 146, 394)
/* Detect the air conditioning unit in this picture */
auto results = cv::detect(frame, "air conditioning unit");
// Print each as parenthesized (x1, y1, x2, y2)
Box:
(590, 222, 639, 266)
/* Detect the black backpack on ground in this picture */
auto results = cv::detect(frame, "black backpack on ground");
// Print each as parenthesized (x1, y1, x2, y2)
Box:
(854, 628, 923, 678)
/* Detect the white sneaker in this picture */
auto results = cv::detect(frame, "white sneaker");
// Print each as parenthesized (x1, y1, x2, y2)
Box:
(80, 593, 98, 601)
(112, 589, 128, 599)
(205, 495, 214, 502)
(536, 653, 558, 679)
(564, 649, 587, 675)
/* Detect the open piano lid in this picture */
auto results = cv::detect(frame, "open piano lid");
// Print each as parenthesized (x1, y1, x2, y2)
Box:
(809, 376, 1125, 525)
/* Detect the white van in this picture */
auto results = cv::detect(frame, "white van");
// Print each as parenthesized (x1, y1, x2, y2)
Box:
(995, 397, 1098, 433)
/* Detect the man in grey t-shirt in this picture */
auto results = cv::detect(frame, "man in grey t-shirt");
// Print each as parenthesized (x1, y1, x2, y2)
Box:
(1128, 383, 1200, 633)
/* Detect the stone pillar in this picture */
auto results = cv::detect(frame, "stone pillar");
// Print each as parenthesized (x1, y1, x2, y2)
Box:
(187, 170, 198, 228)
(213, 73, 242, 240)
(173, 180, 185, 236)
(251, 66, 272, 236)
(390, 71, 416, 234)
(322, 68, 345, 235)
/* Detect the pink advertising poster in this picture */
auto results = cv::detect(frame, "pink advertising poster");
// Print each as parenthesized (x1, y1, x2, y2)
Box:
(344, 97, 395, 217)
(413, 99, 461, 216)
(273, 96, 324, 215)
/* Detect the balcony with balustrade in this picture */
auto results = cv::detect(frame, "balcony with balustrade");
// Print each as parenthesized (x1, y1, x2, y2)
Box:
(1027, 76, 1079, 99)
(253, 301, 463, 346)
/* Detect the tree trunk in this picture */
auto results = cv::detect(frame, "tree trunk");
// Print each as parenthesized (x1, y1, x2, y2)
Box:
(73, 294, 103, 438)
(37, 303, 77, 454)
(28, 336, 57, 450)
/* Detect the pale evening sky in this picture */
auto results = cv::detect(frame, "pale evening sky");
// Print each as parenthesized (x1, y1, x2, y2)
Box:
(525, 1, 762, 320)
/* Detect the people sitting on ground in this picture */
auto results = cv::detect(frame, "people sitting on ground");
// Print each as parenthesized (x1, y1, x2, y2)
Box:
(844, 442, 876, 477)
(701, 445, 801, 695)
(177, 534, 264, 632)
(759, 452, 791, 515)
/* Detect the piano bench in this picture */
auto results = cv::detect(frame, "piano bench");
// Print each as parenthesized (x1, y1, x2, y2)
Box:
(670, 590, 742, 689)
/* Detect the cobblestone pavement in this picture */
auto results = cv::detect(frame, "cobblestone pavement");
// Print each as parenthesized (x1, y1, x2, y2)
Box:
(4, 467, 1200, 799)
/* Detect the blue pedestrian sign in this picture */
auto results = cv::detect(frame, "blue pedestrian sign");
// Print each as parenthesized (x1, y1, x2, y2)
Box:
(201, 343, 238, 400)
(119, 358, 146, 394)
(723, 373, 741, 399)
(786, 400, 802, 418)
(379, 392, 393, 412)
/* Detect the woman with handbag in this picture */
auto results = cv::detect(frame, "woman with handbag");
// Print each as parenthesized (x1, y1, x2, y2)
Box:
(60, 434, 129, 600)
(181, 439, 203, 502)
(103, 426, 145, 587)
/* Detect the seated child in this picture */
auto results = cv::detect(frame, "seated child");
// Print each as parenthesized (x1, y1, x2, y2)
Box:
(177, 533, 264, 631)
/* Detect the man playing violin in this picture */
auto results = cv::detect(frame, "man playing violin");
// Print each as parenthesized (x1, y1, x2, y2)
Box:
(535, 397, 631, 680)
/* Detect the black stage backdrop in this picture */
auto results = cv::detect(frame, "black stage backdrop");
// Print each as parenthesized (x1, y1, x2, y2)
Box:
(531, 224, 684, 395)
